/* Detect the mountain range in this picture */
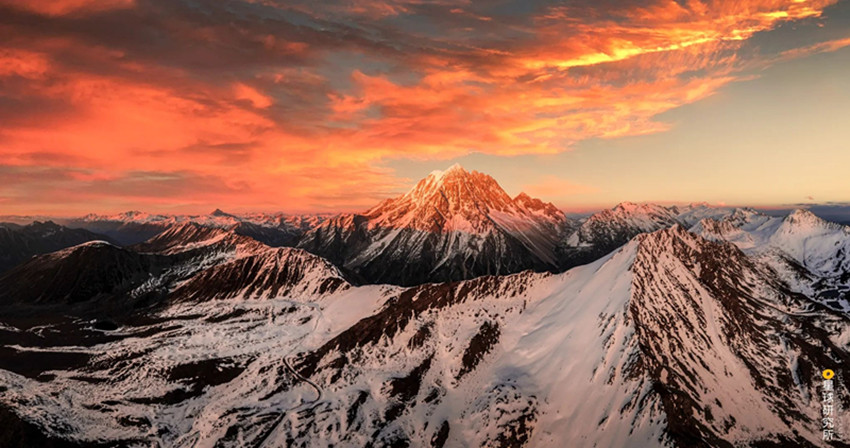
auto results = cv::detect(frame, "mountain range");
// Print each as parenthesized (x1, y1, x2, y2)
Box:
(0, 165, 848, 447)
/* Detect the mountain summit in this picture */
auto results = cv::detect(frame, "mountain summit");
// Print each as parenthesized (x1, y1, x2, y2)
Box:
(364, 164, 565, 234)
(298, 164, 571, 285)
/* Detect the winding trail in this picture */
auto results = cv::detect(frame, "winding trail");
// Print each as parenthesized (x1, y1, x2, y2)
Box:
(256, 300, 325, 448)
(280, 302, 324, 407)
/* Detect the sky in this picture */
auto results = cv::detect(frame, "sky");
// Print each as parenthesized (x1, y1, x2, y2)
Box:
(1, 0, 849, 215)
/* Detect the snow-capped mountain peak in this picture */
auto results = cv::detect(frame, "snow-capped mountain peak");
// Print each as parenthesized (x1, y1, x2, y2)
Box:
(362, 164, 566, 236)
(81, 210, 167, 223)
(365, 164, 521, 233)
(428, 162, 466, 181)
(298, 165, 570, 285)
(782, 208, 839, 231)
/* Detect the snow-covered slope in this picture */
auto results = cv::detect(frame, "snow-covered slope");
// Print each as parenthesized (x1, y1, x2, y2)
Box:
(3, 226, 846, 447)
(627, 226, 848, 447)
(298, 164, 573, 285)
(770, 209, 850, 277)
(0, 282, 396, 447)
(282, 226, 849, 447)
(561, 202, 679, 268)
(171, 246, 349, 302)
(693, 208, 850, 312)
(673, 203, 738, 227)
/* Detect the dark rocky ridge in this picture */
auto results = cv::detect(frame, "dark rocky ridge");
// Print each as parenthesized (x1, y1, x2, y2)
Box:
(0, 221, 115, 273)
(0, 242, 172, 308)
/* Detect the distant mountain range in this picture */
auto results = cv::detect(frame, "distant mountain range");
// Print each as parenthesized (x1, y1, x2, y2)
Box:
(0, 165, 848, 447)
(64, 209, 329, 246)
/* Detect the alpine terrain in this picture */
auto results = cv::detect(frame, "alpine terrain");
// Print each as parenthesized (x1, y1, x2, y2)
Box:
(0, 166, 847, 448)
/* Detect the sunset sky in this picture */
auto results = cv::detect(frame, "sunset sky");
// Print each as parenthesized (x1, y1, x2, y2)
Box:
(1, 0, 849, 215)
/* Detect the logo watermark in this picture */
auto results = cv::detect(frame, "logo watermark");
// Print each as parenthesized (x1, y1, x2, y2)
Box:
(822, 369, 841, 442)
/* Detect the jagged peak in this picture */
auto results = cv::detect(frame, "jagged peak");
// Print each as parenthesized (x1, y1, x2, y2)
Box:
(784, 208, 828, 226)
(513, 191, 546, 207)
(512, 192, 564, 218)
(780, 208, 843, 233)
(421, 164, 482, 186)
(426, 162, 468, 183)
(133, 221, 262, 256)
(724, 207, 764, 221)
(143, 221, 233, 245)
(115, 210, 150, 220)
(442, 162, 465, 174)
(166, 220, 220, 232)
(27, 220, 61, 228)
(360, 165, 567, 233)
(583, 202, 676, 228)
(661, 222, 689, 236)
(690, 208, 760, 227)
(692, 216, 725, 230)
(635, 224, 710, 256)
(81, 210, 165, 223)
(370, 165, 511, 215)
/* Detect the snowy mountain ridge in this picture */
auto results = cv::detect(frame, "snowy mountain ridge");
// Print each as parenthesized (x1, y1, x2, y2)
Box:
(1, 222, 846, 447)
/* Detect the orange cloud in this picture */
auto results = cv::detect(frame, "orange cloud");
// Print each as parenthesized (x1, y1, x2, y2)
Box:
(0, 0, 135, 16)
(234, 83, 274, 109)
(0, 0, 845, 214)
(777, 36, 850, 60)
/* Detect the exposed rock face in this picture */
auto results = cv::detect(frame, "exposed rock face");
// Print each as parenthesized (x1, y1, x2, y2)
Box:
(629, 226, 848, 447)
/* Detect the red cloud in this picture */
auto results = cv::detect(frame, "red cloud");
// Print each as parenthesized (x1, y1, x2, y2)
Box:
(0, 0, 844, 214)
(0, 0, 135, 16)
